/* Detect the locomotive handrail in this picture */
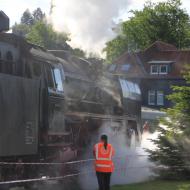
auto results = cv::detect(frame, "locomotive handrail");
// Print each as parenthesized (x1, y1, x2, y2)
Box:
(65, 111, 137, 121)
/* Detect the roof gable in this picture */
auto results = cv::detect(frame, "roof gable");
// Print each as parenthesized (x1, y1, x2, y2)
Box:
(144, 41, 177, 52)
(112, 40, 190, 79)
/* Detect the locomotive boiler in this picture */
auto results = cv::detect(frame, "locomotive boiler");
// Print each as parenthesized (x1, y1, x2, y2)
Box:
(0, 19, 141, 181)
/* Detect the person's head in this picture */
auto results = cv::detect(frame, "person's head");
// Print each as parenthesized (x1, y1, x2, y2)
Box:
(101, 134, 108, 149)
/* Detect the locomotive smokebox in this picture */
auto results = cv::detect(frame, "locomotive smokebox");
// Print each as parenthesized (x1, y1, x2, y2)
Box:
(0, 11, 9, 32)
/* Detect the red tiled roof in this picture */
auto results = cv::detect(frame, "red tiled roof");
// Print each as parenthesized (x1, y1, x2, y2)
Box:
(114, 52, 145, 78)
(140, 50, 190, 77)
(144, 41, 177, 52)
(113, 41, 190, 79)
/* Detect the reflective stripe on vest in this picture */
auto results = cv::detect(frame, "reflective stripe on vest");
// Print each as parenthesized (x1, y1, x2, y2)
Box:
(95, 144, 99, 160)
(94, 143, 114, 172)
(95, 164, 112, 168)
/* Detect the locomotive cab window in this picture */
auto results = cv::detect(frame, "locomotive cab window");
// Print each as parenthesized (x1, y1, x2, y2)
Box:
(45, 63, 64, 93)
(53, 67, 64, 92)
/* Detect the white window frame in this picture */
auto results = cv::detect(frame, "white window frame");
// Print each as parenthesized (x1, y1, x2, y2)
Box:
(157, 91, 164, 105)
(150, 65, 158, 74)
(159, 65, 168, 74)
(148, 90, 155, 105)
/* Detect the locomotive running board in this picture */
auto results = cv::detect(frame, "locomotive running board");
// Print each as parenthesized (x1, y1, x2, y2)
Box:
(65, 111, 138, 121)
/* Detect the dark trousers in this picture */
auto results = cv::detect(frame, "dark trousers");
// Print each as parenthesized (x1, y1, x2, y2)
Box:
(96, 172, 112, 190)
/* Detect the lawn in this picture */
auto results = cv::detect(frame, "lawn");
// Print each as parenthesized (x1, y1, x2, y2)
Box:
(112, 180, 190, 190)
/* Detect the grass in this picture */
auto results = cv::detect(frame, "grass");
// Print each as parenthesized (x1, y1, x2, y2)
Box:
(112, 180, 190, 190)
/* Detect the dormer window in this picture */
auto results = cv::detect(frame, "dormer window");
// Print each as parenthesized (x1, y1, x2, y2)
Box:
(149, 60, 173, 75)
(150, 65, 168, 74)
(121, 64, 130, 71)
(151, 65, 159, 74)
(159, 65, 168, 74)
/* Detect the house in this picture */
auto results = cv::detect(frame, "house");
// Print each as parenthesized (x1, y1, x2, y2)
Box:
(108, 41, 189, 108)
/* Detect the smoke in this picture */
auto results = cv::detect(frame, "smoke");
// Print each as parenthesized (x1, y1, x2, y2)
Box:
(78, 121, 158, 190)
(50, 0, 132, 55)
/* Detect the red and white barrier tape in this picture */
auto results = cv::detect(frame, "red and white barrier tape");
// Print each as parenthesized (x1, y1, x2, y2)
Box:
(0, 155, 148, 166)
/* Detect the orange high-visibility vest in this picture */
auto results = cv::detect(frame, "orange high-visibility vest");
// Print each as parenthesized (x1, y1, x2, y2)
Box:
(94, 142, 115, 173)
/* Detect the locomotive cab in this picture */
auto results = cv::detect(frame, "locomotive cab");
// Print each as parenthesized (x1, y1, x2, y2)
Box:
(29, 47, 75, 160)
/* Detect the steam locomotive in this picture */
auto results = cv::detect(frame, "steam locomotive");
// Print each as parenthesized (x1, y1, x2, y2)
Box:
(0, 13, 141, 182)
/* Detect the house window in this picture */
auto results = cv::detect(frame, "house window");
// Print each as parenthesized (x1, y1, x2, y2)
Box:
(157, 91, 164, 105)
(159, 65, 168, 74)
(148, 90, 155, 105)
(150, 65, 168, 75)
(151, 65, 158, 74)
(121, 64, 130, 71)
(148, 90, 164, 106)
(109, 64, 116, 72)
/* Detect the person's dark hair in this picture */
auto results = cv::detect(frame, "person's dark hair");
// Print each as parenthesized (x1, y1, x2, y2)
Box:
(101, 134, 108, 150)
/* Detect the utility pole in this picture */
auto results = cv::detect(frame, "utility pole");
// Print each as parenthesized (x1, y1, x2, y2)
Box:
(49, 0, 55, 16)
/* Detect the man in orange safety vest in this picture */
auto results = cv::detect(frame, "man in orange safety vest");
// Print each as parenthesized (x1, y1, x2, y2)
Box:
(93, 134, 115, 190)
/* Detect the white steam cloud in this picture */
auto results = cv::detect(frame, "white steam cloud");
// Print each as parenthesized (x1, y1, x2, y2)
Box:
(78, 122, 158, 190)
(50, 0, 132, 55)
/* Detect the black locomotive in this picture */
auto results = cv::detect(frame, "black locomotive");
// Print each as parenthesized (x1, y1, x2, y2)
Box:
(0, 12, 141, 182)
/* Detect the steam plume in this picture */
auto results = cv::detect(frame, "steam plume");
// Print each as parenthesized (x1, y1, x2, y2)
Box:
(78, 122, 157, 190)
(50, 0, 132, 55)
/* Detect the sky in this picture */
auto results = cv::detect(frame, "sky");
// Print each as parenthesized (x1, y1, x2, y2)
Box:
(1, 0, 190, 54)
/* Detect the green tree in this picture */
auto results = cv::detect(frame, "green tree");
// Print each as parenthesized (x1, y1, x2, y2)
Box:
(12, 8, 45, 37)
(12, 23, 31, 37)
(12, 8, 71, 50)
(33, 8, 45, 23)
(103, 36, 128, 64)
(148, 67, 190, 179)
(72, 48, 86, 57)
(104, 0, 190, 63)
(21, 9, 34, 25)
(27, 21, 70, 50)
